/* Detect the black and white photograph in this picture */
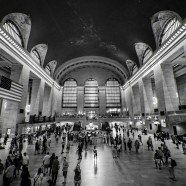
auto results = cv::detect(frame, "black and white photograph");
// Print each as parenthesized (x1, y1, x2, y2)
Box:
(0, 0, 186, 185)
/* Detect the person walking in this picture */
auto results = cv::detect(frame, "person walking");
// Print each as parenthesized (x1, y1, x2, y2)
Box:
(127, 138, 132, 152)
(0, 159, 4, 174)
(20, 166, 31, 186)
(138, 134, 143, 145)
(93, 146, 97, 160)
(22, 152, 29, 167)
(168, 157, 177, 181)
(33, 167, 44, 186)
(134, 139, 140, 153)
(123, 138, 127, 151)
(147, 136, 153, 151)
(62, 157, 69, 184)
(182, 141, 186, 154)
(66, 140, 70, 153)
(77, 143, 83, 160)
(154, 150, 160, 169)
(74, 163, 81, 186)
(35, 140, 40, 155)
(157, 147, 164, 167)
(43, 152, 50, 175)
(61, 140, 65, 154)
(51, 156, 60, 185)
(49, 153, 55, 176)
(3, 163, 15, 186)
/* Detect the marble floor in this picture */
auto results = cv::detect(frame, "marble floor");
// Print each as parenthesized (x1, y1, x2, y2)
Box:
(0, 132, 186, 186)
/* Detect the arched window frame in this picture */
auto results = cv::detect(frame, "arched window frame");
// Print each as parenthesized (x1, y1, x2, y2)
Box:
(32, 49, 41, 65)
(160, 18, 181, 45)
(142, 48, 152, 64)
(45, 65, 51, 76)
(106, 78, 121, 108)
(3, 20, 24, 47)
(132, 65, 138, 75)
(62, 78, 77, 108)
(84, 78, 99, 108)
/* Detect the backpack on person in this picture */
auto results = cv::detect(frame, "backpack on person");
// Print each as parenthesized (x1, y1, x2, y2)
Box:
(171, 159, 177, 167)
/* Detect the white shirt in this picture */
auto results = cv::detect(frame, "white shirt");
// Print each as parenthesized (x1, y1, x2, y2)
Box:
(22, 155, 29, 165)
(43, 154, 50, 165)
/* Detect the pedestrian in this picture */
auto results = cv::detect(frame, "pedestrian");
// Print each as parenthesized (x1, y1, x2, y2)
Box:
(47, 137, 51, 148)
(77, 144, 83, 160)
(175, 139, 179, 149)
(157, 147, 164, 167)
(49, 153, 55, 176)
(5, 155, 12, 170)
(123, 138, 127, 151)
(127, 138, 132, 152)
(93, 146, 97, 160)
(168, 157, 177, 181)
(33, 167, 44, 186)
(147, 136, 153, 151)
(182, 141, 186, 154)
(0, 159, 4, 174)
(134, 139, 140, 153)
(164, 147, 171, 165)
(20, 165, 31, 186)
(66, 140, 70, 153)
(138, 134, 143, 145)
(3, 163, 15, 186)
(38, 139, 42, 154)
(112, 146, 117, 159)
(51, 156, 60, 185)
(61, 140, 65, 154)
(35, 140, 40, 155)
(74, 163, 81, 186)
(43, 152, 50, 175)
(13, 155, 19, 178)
(62, 157, 69, 184)
(22, 152, 29, 167)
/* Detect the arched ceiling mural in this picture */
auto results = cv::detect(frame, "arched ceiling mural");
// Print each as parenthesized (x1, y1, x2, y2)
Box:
(1, 0, 186, 83)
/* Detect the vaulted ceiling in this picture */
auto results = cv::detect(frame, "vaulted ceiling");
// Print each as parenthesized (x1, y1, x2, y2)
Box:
(1, 0, 186, 82)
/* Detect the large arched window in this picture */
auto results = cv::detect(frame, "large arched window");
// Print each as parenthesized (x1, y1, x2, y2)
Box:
(106, 79, 121, 108)
(143, 48, 153, 64)
(84, 79, 99, 108)
(62, 79, 77, 108)
(161, 18, 181, 44)
(31, 49, 41, 65)
(45, 65, 51, 76)
(3, 21, 23, 46)
(132, 65, 138, 75)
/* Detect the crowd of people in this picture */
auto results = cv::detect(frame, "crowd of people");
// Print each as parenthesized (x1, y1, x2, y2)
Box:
(0, 123, 185, 185)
